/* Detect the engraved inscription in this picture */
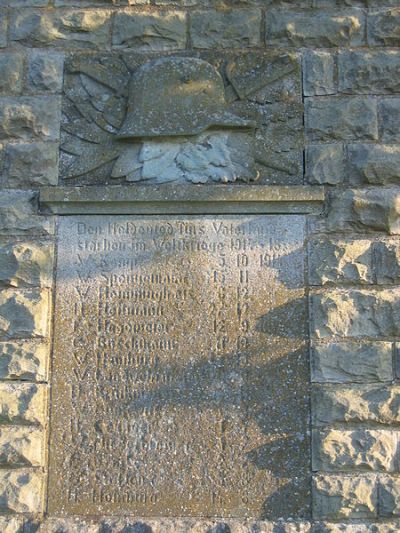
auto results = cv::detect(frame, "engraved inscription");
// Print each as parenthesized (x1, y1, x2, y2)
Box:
(48, 215, 310, 518)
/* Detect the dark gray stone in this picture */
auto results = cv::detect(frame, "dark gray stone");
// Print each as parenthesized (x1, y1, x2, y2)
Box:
(266, 9, 365, 47)
(0, 53, 23, 95)
(0, 97, 61, 141)
(303, 50, 336, 96)
(368, 8, 400, 47)
(10, 9, 112, 49)
(4, 142, 59, 187)
(305, 97, 378, 141)
(348, 145, 400, 185)
(380, 99, 400, 143)
(27, 52, 64, 93)
(339, 50, 400, 94)
(191, 9, 261, 49)
(306, 144, 345, 185)
(112, 11, 186, 50)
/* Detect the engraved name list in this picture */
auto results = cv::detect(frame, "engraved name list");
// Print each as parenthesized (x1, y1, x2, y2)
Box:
(48, 215, 310, 519)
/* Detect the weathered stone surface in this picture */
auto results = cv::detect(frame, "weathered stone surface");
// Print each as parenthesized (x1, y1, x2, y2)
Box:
(0, 470, 44, 513)
(0, 290, 50, 340)
(306, 144, 345, 185)
(380, 99, 400, 143)
(368, 8, 400, 47)
(48, 215, 310, 518)
(266, 10, 365, 47)
(305, 97, 378, 141)
(0, 53, 23, 95)
(191, 9, 261, 48)
(309, 237, 373, 285)
(0, 97, 61, 141)
(312, 384, 400, 425)
(339, 50, 400, 94)
(303, 51, 336, 96)
(27, 52, 64, 93)
(0, 427, 44, 466)
(348, 145, 400, 186)
(3, 142, 58, 187)
(0, 241, 53, 288)
(374, 241, 400, 284)
(313, 475, 378, 519)
(312, 288, 400, 338)
(0, 383, 47, 426)
(380, 477, 400, 517)
(0, 341, 48, 381)
(313, 430, 399, 472)
(11, 9, 112, 49)
(0, 191, 54, 236)
(314, 523, 400, 533)
(1, 0, 48, 4)
(39, 517, 313, 532)
(0, 11, 6, 48)
(326, 188, 400, 235)
(0, 516, 26, 533)
(113, 11, 186, 50)
(312, 342, 393, 383)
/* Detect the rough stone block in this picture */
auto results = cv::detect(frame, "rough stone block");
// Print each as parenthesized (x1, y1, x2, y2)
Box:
(266, 10, 365, 47)
(305, 97, 378, 141)
(10, 9, 112, 49)
(309, 237, 373, 285)
(0, 383, 47, 426)
(0, 341, 48, 381)
(0, 11, 6, 48)
(379, 477, 400, 517)
(191, 9, 261, 49)
(3, 142, 59, 187)
(0, 190, 54, 236)
(368, 8, 400, 47)
(0, 97, 61, 141)
(0, 470, 44, 513)
(326, 188, 400, 235)
(312, 384, 400, 425)
(374, 241, 400, 284)
(303, 50, 336, 96)
(27, 51, 64, 93)
(0, 289, 50, 340)
(348, 145, 400, 186)
(311, 288, 400, 338)
(0, 516, 26, 533)
(339, 50, 400, 94)
(313, 430, 398, 472)
(313, 475, 378, 519)
(312, 341, 393, 383)
(0, 427, 44, 467)
(380, 99, 400, 143)
(306, 144, 345, 185)
(0, 53, 23, 95)
(0, 241, 54, 288)
(113, 11, 186, 50)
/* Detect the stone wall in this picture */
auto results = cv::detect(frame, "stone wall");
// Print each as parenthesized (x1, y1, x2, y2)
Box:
(0, 1, 399, 531)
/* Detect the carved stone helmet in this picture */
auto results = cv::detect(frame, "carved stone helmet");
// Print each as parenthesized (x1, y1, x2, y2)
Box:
(117, 57, 255, 139)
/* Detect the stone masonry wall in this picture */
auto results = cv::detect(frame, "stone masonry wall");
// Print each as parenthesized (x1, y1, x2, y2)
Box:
(0, 1, 400, 531)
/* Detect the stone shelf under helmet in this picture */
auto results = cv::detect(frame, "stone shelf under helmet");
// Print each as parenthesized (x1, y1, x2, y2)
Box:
(39, 184, 324, 215)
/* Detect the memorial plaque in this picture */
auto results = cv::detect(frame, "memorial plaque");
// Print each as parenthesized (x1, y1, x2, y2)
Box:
(48, 215, 310, 519)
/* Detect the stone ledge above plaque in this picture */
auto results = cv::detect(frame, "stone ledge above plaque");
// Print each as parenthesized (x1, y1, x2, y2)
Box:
(40, 184, 324, 215)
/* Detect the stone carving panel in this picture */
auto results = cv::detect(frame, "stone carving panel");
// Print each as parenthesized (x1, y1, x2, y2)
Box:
(48, 215, 310, 519)
(60, 52, 303, 186)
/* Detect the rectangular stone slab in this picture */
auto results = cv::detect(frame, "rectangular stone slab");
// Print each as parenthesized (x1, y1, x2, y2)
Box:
(48, 215, 310, 519)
